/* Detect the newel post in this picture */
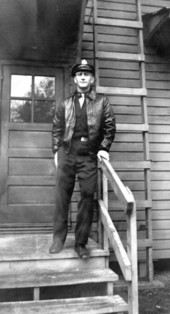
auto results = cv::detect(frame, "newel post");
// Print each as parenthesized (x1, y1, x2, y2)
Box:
(126, 189, 139, 314)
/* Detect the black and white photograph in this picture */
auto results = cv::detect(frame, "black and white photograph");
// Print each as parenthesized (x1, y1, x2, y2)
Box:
(0, 1, 170, 313)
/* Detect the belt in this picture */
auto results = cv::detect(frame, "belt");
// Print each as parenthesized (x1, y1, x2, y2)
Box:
(80, 137, 88, 142)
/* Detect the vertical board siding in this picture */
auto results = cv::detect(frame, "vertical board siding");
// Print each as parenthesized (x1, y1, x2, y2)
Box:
(142, 0, 170, 259)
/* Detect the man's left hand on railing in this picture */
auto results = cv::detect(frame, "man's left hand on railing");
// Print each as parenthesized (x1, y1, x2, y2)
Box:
(97, 150, 109, 162)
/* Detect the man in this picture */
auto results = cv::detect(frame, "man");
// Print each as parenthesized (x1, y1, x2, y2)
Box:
(49, 59, 116, 259)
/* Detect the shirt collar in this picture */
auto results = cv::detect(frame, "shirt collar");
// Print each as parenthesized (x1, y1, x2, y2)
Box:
(74, 88, 96, 100)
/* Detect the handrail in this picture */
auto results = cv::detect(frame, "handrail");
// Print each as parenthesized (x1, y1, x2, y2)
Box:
(99, 159, 134, 214)
(98, 157, 138, 314)
(99, 199, 132, 280)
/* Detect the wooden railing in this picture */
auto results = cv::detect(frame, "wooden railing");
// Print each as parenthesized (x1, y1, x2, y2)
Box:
(98, 157, 138, 314)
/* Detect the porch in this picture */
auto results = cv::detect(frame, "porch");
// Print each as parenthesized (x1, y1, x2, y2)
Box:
(0, 157, 138, 313)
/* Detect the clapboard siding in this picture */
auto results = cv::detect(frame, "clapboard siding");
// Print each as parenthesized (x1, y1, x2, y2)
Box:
(82, 0, 170, 261)
(82, 0, 151, 268)
(141, 0, 170, 259)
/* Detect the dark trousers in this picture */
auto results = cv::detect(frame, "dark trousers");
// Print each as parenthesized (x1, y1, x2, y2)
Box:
(53, 145, 97, 246)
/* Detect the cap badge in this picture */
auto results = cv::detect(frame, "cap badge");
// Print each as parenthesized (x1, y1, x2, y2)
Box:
(81, 59, 88, 65)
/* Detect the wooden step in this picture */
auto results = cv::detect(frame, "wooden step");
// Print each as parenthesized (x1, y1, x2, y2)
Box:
(0, 295, 128, 313)
(0, 233, 107, 260)
(0, 234, 109, 275)
(0, 269, 118, 290)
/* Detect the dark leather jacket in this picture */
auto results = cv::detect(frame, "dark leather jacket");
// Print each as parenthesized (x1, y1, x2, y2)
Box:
(52, 89, 116, 154)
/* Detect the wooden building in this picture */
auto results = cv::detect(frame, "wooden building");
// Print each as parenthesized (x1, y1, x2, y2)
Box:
(80, 0, 170, 278)
(0, 0, 170, 307)
(142, 2, 170, 266)
(82, 0, 170, 277)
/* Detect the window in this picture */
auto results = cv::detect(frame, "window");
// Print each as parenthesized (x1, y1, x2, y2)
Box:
(10, 75, 56, 123)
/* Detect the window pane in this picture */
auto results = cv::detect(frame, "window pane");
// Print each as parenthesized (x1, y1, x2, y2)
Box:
(34, 100, 55, 123)
(11, 75, 32, 97)
(10, 100, 31, 122)
(34, 77, 55, 99)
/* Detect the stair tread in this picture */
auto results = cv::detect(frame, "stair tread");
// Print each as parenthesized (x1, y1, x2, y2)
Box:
(0, 234, 109, 261)
(0, 268, 118, 289)
(0, 295, 128, 313)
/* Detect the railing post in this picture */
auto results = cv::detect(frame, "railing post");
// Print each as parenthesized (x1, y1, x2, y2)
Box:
(102, 171, 109, 252)
(126, 192, 139, 314)
(97, 168, 103, 247)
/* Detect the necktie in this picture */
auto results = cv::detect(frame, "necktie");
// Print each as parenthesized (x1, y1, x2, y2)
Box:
(79, 93, 85, 108)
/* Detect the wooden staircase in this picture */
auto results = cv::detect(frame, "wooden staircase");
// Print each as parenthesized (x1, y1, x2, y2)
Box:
(0, 233, 128, 313)
(0, 155, 138, 312)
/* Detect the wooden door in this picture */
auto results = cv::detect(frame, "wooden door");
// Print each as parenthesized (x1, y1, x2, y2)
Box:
(0, 65, 65, 232)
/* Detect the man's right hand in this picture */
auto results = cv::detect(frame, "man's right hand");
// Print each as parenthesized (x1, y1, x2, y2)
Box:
(54, 152, 58, 168)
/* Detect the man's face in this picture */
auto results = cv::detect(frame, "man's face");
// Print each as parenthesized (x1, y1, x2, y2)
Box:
(74, 71, 94, 91)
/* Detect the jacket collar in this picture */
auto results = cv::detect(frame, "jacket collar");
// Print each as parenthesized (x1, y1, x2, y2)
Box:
(88, 89, 96, 100)
(74, 88, 96, 100)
